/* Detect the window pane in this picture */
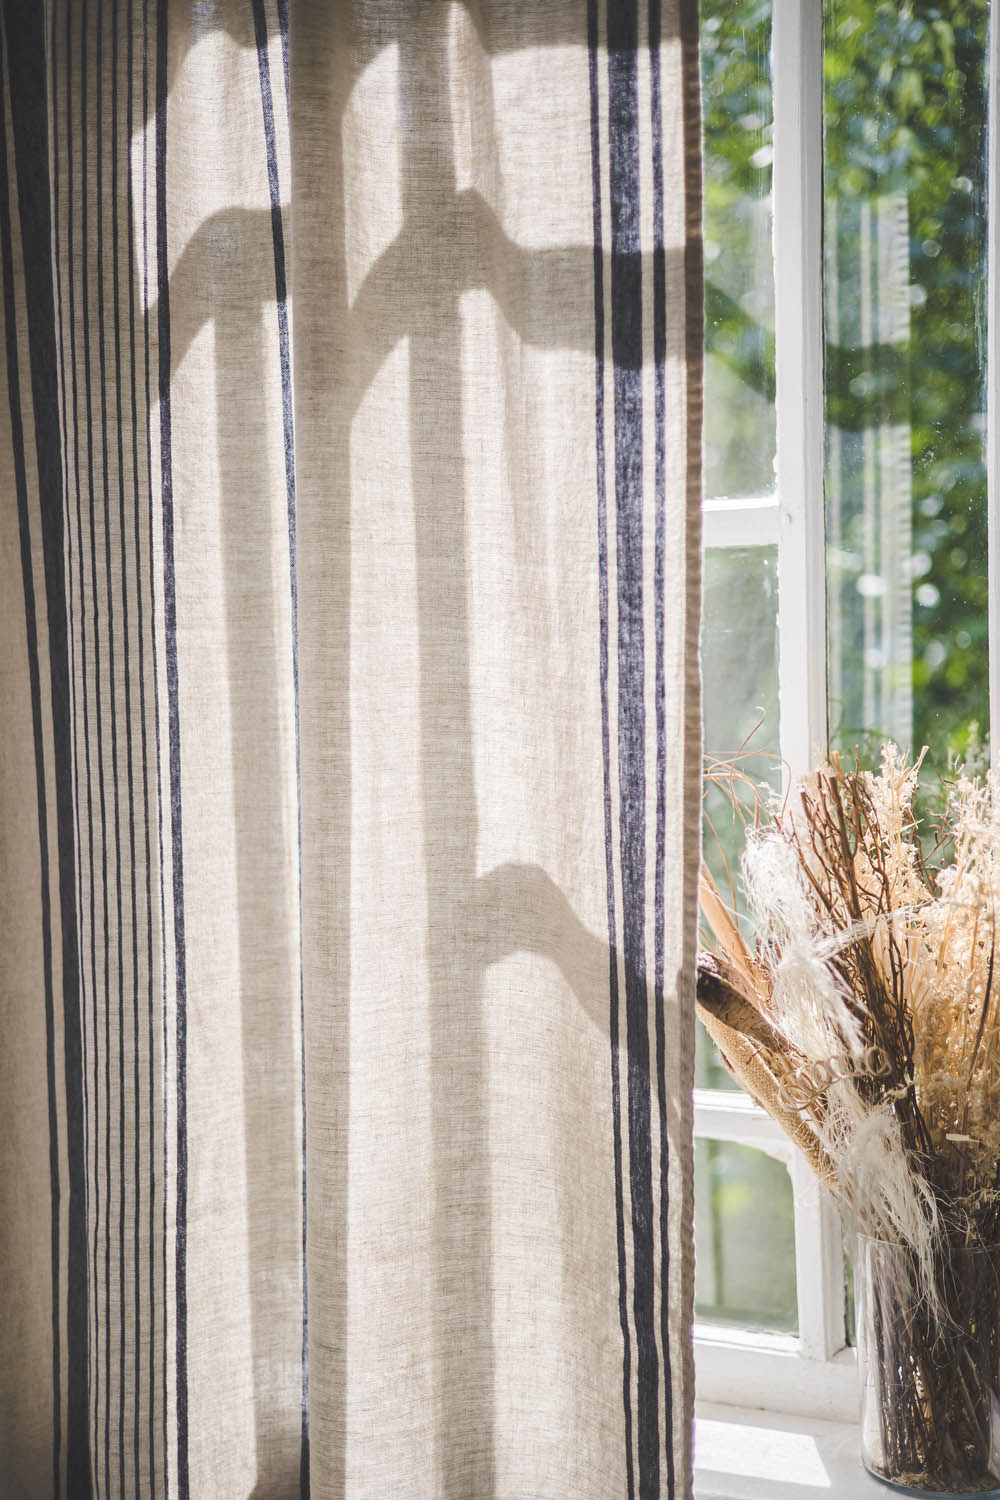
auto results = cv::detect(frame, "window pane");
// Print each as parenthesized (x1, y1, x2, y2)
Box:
(701, 0, 776, 501)
(699, 545, 780, 1089)
(694, 1139, 798, 1333)
(701, 544, 780, 907)
(824, 0, 989, 766)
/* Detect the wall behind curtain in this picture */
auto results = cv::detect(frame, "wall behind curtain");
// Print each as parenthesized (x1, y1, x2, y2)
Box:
(0, 2, 703, 1498)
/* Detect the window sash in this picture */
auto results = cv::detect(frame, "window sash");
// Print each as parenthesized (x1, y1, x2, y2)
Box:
(699, 0, 1000, 1419)
(694, 0, 844, 1411)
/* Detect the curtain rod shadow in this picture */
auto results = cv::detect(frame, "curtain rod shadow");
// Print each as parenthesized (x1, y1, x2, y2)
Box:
(147, 202, 679, 405)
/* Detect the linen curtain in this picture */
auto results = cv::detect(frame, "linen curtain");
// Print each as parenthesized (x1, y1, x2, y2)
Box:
(0, 2, 703, 1497)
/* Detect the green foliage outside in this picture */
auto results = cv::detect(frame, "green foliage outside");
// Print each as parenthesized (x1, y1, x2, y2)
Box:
(701, 0, 775, 504)
(702, 0, 990, 771)
(824, 0, 989, 769)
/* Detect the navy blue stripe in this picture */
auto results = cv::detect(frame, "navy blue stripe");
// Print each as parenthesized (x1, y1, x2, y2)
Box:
(104, 3, 137, 1491)
(0, 4, 91, 1493)
(648, 2, 674, 1495)
(60, 0, 97, 1487)
(154, 1, 189, 1492)
(47, 7, 74, 1486)
(77, 6, 100, 1475)
(70, 10, 103, 1458)
(76, 22, 100, 1497)
(124, 0, 157, 1490)
(139, 0, 170, 1486)
(67, 11, 100, 1476)
(76, 1, 113, 1476)
(606, 3, 660, 1495)
(43, 7, 72, 1486)
(61, 3, 94, 1485)
(587, 2, 635, 1495)
(93, 6, 127, 1491)
(248, 7, 310, 1492)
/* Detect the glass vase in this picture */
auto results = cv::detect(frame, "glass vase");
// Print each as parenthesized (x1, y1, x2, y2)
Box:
(856, 1235, 1000, 1496)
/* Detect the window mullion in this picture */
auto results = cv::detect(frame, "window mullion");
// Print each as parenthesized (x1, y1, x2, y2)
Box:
(773, 0, 827, 780)
(790, 1151, 848, 1361)
(702, 496, 780, 550)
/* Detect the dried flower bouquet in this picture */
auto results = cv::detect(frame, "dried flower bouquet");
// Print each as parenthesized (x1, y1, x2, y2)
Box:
(698, 748, 1000, 1495)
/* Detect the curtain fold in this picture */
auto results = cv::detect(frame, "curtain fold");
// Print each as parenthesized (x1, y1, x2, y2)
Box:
(0, 2, 703, 1497)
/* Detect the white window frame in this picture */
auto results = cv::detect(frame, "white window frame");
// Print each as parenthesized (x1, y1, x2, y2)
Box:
(699, 0, 1000, 1429)
(695, 0, 933, 1421)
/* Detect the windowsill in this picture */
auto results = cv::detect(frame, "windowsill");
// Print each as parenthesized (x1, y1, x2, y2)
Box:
(694, 1403, 887, 1499)
(694, 1326, 859, 1423)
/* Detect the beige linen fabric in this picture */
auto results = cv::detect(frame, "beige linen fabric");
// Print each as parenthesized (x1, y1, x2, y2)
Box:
(0, 2, 703, 1497)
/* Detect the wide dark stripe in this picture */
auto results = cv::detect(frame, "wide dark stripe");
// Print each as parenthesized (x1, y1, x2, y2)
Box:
(0, 21, 63, 1500)
(154, 0, 190, 1492)
(1, 3, 91, 1492)
(139, 0, 170, 1487)
(606, 3, 660, 1495)
(587, 3, 635, 1496)
(248, 6, 310, 1492)
(648, 2, 674, 1496)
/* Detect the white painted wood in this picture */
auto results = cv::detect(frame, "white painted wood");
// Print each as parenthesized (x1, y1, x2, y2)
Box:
(790, 1150, 848, 1363)
(772, 0, 827, 780)
(702, 496, 780, 551)
(694, 1090, 849, 1366)
(693, 1332, 858, 1424)
(770, 0, 848, 1388)
(693, 1088, 790, 1160)
(695, 0, 849, 1418)
(988, 0, 1000, 774)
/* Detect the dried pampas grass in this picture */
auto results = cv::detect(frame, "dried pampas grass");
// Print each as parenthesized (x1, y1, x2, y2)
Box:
(699, 747, 1000, 1492)
(699, 745, 1000, 1250)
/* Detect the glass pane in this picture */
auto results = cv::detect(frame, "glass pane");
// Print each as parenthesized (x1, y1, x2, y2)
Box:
(824, 0, 990, 768)
(701, 0, 776, 501)
(694, 1139, 798, 1333)
(699, 545, 780, 1089)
